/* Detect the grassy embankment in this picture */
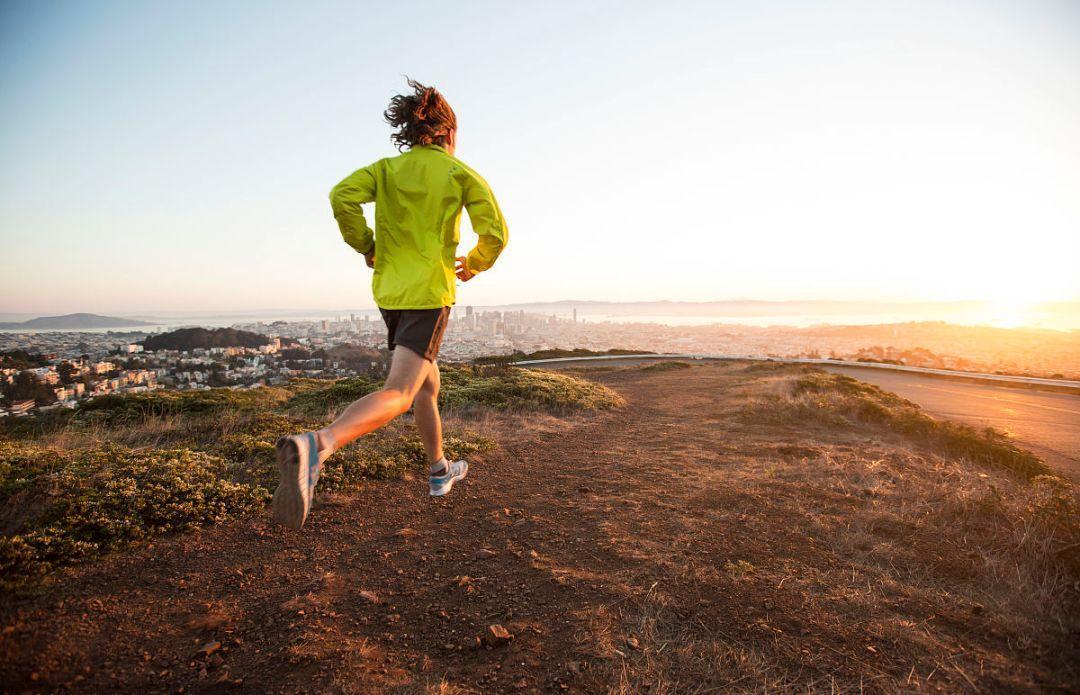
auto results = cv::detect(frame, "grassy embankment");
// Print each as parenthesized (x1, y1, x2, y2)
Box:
(0, 365, 623, 586)
(578, 362, 1078, 690)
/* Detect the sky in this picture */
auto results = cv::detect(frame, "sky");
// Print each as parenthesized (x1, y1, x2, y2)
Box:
(1, 0, 1078, 315)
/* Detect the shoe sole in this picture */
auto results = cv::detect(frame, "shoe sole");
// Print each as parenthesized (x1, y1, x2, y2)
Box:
(430, 461, 468, 497)
(272, 436, 307, 529)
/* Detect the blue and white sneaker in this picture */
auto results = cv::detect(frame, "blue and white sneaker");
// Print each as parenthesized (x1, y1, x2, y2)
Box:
(272, 432, 323, 529)
(429, 460, 468, 497)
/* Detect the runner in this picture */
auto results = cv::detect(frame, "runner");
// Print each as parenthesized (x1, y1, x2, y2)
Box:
(272, 78, 508, 529)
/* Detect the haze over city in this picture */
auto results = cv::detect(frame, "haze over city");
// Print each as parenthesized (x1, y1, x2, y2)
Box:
(2, 1, 1078, 320)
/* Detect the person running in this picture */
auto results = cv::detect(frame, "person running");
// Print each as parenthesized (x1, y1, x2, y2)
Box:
(272, 78, 508, 530)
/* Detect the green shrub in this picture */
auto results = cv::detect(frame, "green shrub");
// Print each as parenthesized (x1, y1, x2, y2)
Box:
(1, 445, 268, 582)
(439, 366, 625, 412)
(282, 367, 623, 414)
(641, 360, 693, 372)
(0, 440, 69, 498)
(284, 377, 381, 415)
(76, 387, 291, 425)
(0, 409, 75, 439)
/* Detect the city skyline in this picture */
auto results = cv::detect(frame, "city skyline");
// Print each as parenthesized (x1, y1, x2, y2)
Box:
(2, 1, 1079, 315)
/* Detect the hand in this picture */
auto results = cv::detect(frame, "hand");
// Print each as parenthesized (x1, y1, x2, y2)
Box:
(455, 256, 475, 282)
(364, 250, 376, 268)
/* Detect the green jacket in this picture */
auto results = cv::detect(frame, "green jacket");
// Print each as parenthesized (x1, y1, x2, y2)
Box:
(329, 144, 508, 310)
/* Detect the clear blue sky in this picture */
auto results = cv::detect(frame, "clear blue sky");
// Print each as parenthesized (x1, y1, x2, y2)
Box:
(1, 0, 1078, 314)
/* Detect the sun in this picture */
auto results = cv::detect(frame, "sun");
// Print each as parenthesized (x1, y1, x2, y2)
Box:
(986, 299, 1034, 329)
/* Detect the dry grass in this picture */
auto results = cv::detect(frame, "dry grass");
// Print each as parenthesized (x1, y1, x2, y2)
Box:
(568, 363, 1078, 691)
(740, 368, 1051, 479)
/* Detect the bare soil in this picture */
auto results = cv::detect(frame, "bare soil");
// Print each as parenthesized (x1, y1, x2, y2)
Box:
(2, 363, 1076, 693)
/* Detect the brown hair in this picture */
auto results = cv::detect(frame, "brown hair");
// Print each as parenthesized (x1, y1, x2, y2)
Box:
(384, 78, 457, 151)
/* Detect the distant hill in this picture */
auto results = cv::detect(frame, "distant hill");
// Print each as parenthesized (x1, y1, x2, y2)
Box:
(0, 313, 153, 329)
(141, 327, 269, 352)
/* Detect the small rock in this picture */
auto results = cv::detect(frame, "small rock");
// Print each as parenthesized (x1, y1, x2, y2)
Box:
(626, 636, 641, 651)
(195, 641, 221, 658)
(474, 548, 497, 560)
(483, 624, 513, 647)
(356, 590, 382, 604)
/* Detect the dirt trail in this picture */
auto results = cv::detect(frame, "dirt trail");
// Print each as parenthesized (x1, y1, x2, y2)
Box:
(2, 364, 1076, 692)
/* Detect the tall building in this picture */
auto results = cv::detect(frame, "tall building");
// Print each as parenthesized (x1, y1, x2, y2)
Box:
(465, 305, 474, 318)
(573, 308, 578, 322)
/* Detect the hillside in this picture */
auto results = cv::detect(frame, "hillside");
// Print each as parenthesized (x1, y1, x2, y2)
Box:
(1, 363, 1076, 691)
(0, 313, 151, 329)
(141, 327, 270, 351)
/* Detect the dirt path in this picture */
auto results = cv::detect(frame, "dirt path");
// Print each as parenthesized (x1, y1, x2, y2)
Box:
(2, 364, 1076, 692)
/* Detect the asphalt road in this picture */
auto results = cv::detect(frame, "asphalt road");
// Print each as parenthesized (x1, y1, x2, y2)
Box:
(821, 365, 1080, 480)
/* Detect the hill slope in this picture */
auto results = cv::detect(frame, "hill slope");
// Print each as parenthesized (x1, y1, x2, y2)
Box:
(1, 363, 1076, 691)
(0, 313, 151, 329)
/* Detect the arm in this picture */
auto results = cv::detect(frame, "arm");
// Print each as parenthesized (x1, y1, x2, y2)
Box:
(329, 163, 378, 256)
(461, 168, 508, 275)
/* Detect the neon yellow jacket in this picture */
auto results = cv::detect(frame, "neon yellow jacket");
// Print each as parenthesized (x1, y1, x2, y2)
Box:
(329, 144, 508, 310)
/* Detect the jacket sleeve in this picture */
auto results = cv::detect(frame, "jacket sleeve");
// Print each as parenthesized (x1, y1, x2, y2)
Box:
(462, 168, 508, 274)
(329, 163, 378, 255)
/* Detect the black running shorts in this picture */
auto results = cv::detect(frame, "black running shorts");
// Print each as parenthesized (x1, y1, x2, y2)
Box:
(378, 307, 451, 362)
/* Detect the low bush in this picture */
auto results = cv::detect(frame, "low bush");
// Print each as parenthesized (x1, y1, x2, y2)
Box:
(76, 387, 291, 426)
(284, 376, 381, 415)
(282, 367, 624, 414)
(0, 444, 267, 583)
(752, 370, 1051, 479)
(440, 365, 625, 412)
(640, 360, 693, 372)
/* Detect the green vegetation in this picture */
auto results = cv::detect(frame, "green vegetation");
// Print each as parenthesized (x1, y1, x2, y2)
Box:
(0, 445, 267, 583)
(0, 349, 50, 369)
(439, 365, 625, 412)
(0, 365, 619, 585)
(76, 386, 292, 425)
(141, 326, 270, 351)
(285, 377, 381, 415)
(286, 366, 625, 415)
(473, 348, 652, 365)
(746, 369, 1051, 479)
(640, 360, 693, 372)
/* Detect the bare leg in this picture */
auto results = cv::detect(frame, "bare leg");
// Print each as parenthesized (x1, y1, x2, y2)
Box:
(316, 347, 431, 451)
(412, 360, 444, 465)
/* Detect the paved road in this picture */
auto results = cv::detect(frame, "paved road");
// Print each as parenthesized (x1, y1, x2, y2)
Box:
(821, 365, 1080, 480)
